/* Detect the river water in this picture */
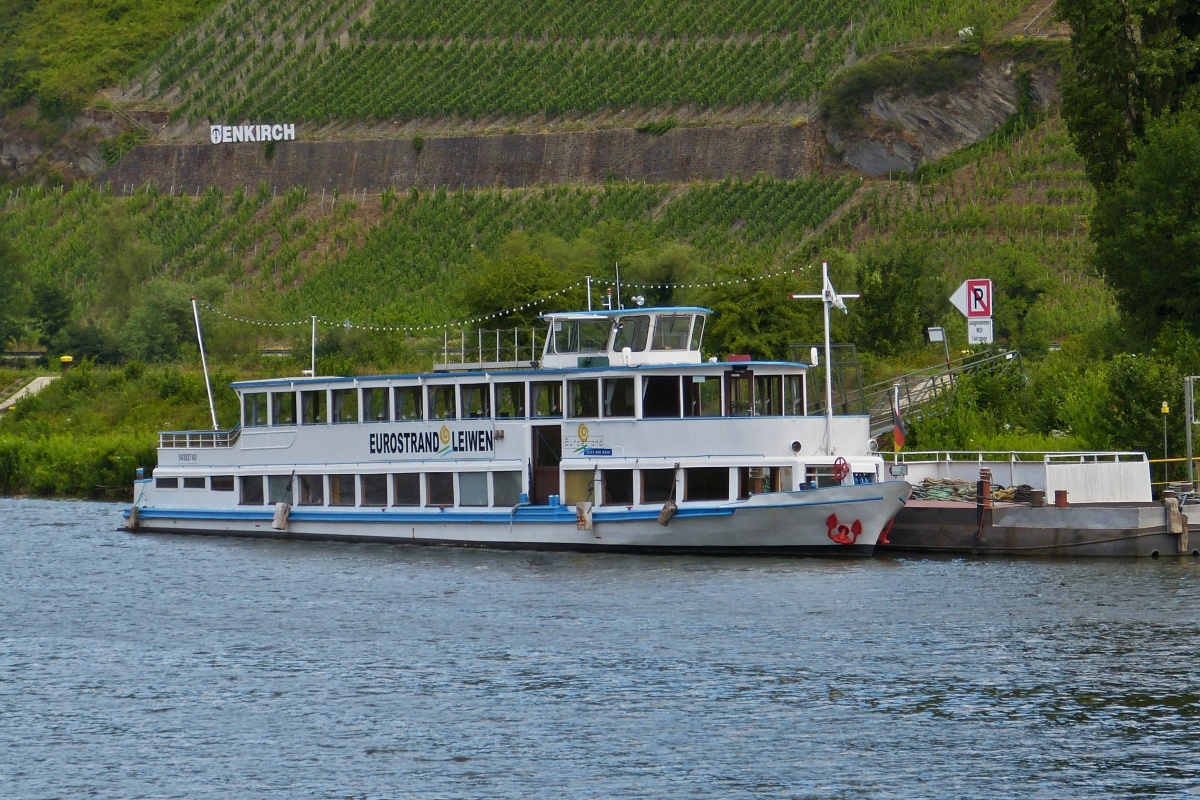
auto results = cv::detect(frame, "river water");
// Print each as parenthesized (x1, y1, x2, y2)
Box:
(2, 498, 1199, 799)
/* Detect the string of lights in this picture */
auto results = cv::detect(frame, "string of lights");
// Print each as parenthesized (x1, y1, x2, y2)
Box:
(196, 265, 813, 332)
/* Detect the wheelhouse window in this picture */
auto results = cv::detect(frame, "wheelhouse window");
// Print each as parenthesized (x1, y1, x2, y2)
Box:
(685, 375, 721, 417)
(239, 476, 264, 505)
(685, 467, 729, 501)
(602, 470, 633, 505)
(362, 387, 389, 422)
(272, 391, 296, 425)
(300, 390, 327, 424)
(613, 315, 650, 352)
(298, 474, 324, 505)
(392, 473, 420, 506)
(493, 471, 522, 506)
(642, 375, 682, 418)
(243, 392, 268, 427)
(531, 381, 563, 418)
(460, 472, 488, 507)
(495, 382, 526, 418)
(332, 389, 358, 424)
(552, 319, 610, 353)
(567, 378, 599, 418)
(427, 472, 455, 506)
(641, 469, 676, 503)
(361, 474, 388, 506)
(754, 375, 783, 416)
(602, 377, 635, 418)
(652, 315, 691, 351)
(462, 383, 491, 419)
(329, 474, 355, 506)
(689, 315, 706, 351)
(394, 386, 423, 420)
(428, 385, 457, 420)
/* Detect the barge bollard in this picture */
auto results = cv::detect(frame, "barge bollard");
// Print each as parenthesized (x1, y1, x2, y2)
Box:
(1163, 491, 1188, 554)
(1054, 490, 1069, 508)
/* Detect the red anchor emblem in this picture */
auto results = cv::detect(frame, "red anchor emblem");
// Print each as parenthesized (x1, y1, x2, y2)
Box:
(826, 513, 863, 545)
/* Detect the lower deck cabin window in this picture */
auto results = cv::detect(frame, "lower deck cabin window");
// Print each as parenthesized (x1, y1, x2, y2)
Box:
(805, 466, 841, 489)
(427, 472, 455, 506)
(361, 474, 388, 506)
(739, 467, 790, 498)
(183, 477, 206, 489)
(155, 477, 179, 489)
(268, 475, 292, 504)
(685, 467, 729, 501)
(602, 470, 633, 505)
(460, 472, 488, 506)
(329, 474, 355, 506)
(240, 476, 264, 505)
(641, 469, 675, 503)
(393, 473, 420, 506)
(212, 475, 234, 492)
(298, 474, 323, 505)
(493, 471, 522, 506)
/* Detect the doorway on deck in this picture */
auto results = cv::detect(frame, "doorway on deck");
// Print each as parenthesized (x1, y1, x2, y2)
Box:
(531, 425, 562, 504)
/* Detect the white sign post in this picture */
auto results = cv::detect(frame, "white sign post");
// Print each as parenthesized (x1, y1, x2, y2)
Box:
(950, 279, 993, 344)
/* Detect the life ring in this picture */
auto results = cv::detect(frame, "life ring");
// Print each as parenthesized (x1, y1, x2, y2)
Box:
(832, 457, 850, 482)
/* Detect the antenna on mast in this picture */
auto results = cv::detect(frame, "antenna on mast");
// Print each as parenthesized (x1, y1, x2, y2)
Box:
(790, 260, 859, 455)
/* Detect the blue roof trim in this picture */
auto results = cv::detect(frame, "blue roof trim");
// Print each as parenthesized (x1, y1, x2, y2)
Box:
(229, 359, 807, 388)
(540, 307, 712, 319)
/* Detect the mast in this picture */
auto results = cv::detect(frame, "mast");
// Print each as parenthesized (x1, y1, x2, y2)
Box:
(790, 260, 858, 455)
(191, 296, 219, 430)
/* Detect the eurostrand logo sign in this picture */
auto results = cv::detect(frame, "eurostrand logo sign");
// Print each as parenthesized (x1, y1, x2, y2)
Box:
(209, 123, 296, 144)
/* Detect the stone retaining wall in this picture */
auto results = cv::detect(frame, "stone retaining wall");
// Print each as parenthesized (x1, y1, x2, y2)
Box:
(98, 124, 823, 193)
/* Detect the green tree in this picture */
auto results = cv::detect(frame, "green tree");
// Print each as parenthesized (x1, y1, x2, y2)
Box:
(699, 262, 820, 360)
(460, 231, 591, 326)
(0, 233, 29, 347)
(1090, 109, 1200, 338)
(1058, 0, 1200, 188)
(851, 241, 948, 357)
(30, 278, 72, 348)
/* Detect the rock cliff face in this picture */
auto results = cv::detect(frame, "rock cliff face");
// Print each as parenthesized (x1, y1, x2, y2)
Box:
(98, 124, 826, 193)
(827, 61, 1060, 175)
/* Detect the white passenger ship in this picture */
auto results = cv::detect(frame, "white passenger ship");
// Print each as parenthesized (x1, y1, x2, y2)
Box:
(126, 306, 911, 555)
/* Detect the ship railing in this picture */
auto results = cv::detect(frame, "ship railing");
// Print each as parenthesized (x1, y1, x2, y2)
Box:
(434, 326, 545, 372)
(159, 428, 242, 449)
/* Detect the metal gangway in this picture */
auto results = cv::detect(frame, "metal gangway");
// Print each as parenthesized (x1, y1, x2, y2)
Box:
(801, 348, 1023, 438)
